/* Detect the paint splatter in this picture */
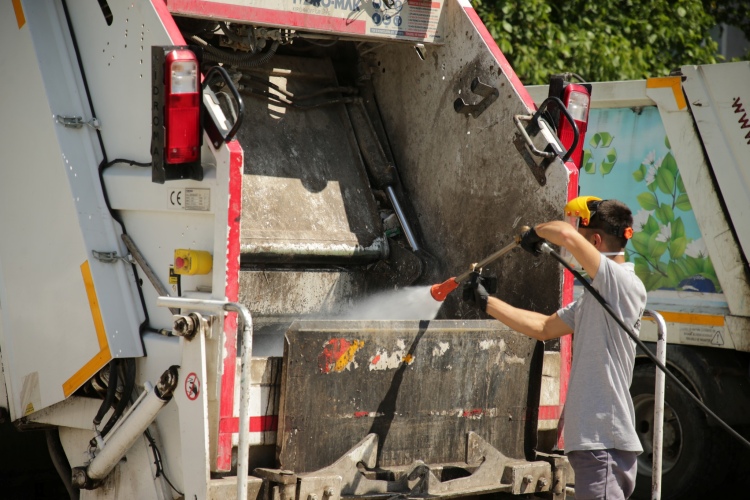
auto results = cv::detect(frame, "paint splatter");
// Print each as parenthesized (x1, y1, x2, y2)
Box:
(432, 341, 450, 357)
(462, 408, 484, 419)
(318, 338, 364, 373)
(369, 340, 415, 370)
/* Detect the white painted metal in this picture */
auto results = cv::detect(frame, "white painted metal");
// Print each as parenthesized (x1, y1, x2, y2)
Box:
(157, 297, 253, 500)
(644, 310, 667, 500)
(0, 0, 145, 420)
(681, 62, 750, 265)
(173, 323, 211, 499)
(137, 333, 184, 490)
(27, 396, 112, 430)
(86, 382, 171, 482)
(646, 75, 750, 320)
(75, 431, 169, 500)
(63, 0, 233, 331)
(62, 0, 239, 475)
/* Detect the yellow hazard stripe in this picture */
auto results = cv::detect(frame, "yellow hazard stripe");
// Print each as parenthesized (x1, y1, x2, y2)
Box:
(62, 261, 112, 397)
(12, 0, 25, 29)
(646, 76, 687, 110)
(643, 311, 724, 327)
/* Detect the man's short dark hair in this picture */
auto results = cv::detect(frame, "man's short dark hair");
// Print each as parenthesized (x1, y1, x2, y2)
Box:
(587, 199, 633, 249)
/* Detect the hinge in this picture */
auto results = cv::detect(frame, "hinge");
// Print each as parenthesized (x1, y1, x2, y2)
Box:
(92, 250, 131, 264)
(55, 115, 101, 130)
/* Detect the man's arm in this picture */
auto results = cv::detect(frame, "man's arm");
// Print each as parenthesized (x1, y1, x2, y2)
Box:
(485, 296, 573, 341)
(533, 220, 602, 279)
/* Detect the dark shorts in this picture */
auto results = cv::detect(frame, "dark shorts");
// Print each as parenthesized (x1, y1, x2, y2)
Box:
(567, 449, 637, 500)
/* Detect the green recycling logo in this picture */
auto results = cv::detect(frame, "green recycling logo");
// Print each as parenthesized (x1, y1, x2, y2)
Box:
(582, 131, 617, 176)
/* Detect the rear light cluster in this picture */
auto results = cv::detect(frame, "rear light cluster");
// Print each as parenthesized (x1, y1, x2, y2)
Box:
(547, 76, 592, 170)
(151, 46, 203, 183)
(557, 84, 591, 168)
(164, 49, 200, 164)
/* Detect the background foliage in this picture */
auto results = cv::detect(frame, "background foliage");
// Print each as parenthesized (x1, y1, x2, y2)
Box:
(472, 0, 748, 84)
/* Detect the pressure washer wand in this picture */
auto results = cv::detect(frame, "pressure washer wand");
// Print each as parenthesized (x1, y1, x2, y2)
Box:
(430, 226, 529, 301)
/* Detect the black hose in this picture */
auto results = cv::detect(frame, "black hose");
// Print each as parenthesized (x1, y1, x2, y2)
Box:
(93, 359, 119, 426)
(100, 358, 137, 438)
(98, 159, 153, 337)
(239, 74, 358, 100)
(239, 84, 360, 109)
(543, 245, 750, 451)
(233, 40, 279, 69)
(192, 35, 279, 68)
(46, 428, 79, 500)
(218, 21, 256, 50)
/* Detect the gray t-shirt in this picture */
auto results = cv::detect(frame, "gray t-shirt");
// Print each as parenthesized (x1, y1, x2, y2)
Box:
(557, 256, 647, 453)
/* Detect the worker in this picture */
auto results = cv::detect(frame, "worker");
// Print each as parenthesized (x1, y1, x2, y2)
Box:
(463, 196, 646, 500)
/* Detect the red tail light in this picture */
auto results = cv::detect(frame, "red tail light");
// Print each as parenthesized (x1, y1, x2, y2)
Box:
(164, 49, 200, 164)
(557, 84, 590, 168)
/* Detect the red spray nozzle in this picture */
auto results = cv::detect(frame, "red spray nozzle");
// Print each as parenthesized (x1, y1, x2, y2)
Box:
(430, 277, 460, 302)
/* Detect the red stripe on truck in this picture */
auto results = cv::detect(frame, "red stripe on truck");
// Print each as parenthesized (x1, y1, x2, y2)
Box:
(459, 2, 536, 111)
(149, 0, 187, 43)
(217, 140, 244, 471)
(220, 415, 279, 433)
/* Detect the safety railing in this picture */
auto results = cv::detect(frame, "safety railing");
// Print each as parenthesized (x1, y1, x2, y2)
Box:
(643, 310, 667, 500)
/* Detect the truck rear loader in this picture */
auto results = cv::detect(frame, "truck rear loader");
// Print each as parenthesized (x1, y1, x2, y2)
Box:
(0, 1, 581, 499)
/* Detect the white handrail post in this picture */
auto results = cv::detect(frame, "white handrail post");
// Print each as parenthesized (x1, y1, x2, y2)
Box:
(644, 310, 667, 500)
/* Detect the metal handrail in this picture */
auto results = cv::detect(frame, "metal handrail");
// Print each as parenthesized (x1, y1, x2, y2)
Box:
(643, 310, 667, 500)
(156, 297, 254, 500)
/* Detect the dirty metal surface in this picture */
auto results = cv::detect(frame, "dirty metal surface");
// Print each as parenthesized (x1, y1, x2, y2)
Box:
(365, 1, 569, 318)
(277, 320, 543, 473)
(236, 55, 382, 264)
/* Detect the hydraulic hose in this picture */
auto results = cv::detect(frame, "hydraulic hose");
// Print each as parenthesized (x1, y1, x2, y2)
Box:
(100, 358, 137, 438)
(540, 242, 750, 451)
(93, 359, 119, 427)
(218, 21, 257, 51)
(192, 36, 279, 68)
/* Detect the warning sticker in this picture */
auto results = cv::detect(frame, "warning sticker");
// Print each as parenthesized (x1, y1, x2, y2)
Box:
(185, 372, 201, 401)
(680, 325, 726, 347)
(172, 0, 446, 43)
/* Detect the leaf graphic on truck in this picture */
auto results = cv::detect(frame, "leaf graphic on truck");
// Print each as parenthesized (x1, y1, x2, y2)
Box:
(583, 131, 617, 176)
(629, 140, 719, 292)
(580, 107, 720, 293)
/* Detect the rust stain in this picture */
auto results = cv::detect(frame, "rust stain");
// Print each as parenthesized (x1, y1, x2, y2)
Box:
(354, 411, 369, 418)
(462, 408, 483, 418)
(371, 354, 381, 365)
(403, 354, 414, 364)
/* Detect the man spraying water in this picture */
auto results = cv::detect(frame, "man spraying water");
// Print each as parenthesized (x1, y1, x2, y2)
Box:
(463, 197, 646, 500)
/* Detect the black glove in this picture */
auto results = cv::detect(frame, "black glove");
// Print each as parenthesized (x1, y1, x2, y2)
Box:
(462, 272, 489, 312)
(520, 227, 544, 256)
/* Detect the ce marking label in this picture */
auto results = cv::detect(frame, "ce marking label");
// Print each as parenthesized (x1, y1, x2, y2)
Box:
(167, 188, 210, 211)
(169, 190, 183, 208)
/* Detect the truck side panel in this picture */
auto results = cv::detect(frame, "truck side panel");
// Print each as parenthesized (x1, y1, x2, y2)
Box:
(0, 0, 144, 420)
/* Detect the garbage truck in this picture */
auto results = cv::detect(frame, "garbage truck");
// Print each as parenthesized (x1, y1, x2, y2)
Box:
(528, 61, 750, 500)
(0, 1, 584, 498)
